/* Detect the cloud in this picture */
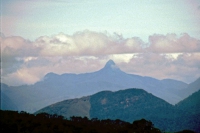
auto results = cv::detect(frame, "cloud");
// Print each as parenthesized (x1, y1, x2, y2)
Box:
(148, 33, 200, 53)
(24, 31, 200, 57)
(1, 36, 40, 76)
(1, 30, 199, 58)
(1, 31, 200, 85)
(1, 36, 39, 57)
(118, 53, 200, 83)
(35, 31, 145, 56)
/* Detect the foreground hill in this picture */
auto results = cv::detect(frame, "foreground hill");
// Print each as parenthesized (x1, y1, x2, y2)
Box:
(36, 88, 200, 132)
(89, 89, 174, 122)
(36, 88, 174, 120)
(1, 60, 188, 113)
(36, 96, 91, 118)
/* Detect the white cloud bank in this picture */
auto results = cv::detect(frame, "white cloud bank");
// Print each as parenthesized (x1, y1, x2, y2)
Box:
(1, 31, 200, 85)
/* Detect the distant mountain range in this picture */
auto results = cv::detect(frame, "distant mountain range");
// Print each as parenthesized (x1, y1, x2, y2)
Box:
(36, 88, 200, 132)
(1, 60, 199, 113)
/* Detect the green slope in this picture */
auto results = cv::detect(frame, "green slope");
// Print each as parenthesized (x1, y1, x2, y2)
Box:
(35, 88, 200, 132)
(36, 96, 90, 118)
(90, 89, 174, 121)
(36, 88, 175, 131)
(174, 90, 200, 132)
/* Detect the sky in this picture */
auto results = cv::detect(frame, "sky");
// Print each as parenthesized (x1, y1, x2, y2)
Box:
(1, 0, 200, 86)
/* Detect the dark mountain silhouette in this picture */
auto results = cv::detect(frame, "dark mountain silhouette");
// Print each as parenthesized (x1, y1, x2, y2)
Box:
(1, 110, 163, 133)
(36, 88, 200, 133)
(0, 60, 191, 113)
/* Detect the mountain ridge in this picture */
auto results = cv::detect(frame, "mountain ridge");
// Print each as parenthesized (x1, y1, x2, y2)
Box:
(1, 60, 192, 113)
(35, 88, 174, 120)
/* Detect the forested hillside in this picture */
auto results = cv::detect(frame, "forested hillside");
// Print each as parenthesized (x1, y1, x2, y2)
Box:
(36, 88, 200, 132)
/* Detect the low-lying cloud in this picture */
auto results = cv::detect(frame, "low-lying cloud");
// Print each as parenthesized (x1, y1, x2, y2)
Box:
(1, 31, 200, 85)
(148, 33, 200, 53)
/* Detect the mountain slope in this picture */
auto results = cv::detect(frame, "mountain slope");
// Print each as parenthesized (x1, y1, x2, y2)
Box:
(176, 90, 200, 111)
(1, 60, 189, 113)
(36, 88, 174, 121)
(36, 88, 176, 131)
(1, 93, 18, 111)
(36, 96, 91, 118)
(36, 88, 200, 132)
(174, 90, 200, 132)
(0, 83, 18, 110)
(179, 77, 200, 99)
(90, 89, 174, 122)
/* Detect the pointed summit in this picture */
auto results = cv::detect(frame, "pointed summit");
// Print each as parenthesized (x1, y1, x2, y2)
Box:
(102, 60, 120, 71)
(105, 60, 116, 68)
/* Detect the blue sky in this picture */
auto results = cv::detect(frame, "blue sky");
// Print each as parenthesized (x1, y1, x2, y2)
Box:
(2, 0, 200, 41)
(1, 0, 200, 85)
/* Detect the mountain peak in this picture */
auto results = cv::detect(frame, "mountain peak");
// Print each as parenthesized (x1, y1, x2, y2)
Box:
(105, 60, 116, 67)
(102, 60, 120, 71)
(44, 72, 59, 80)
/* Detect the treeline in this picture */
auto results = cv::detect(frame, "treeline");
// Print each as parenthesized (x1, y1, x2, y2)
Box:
(0, 110, 195, 133)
